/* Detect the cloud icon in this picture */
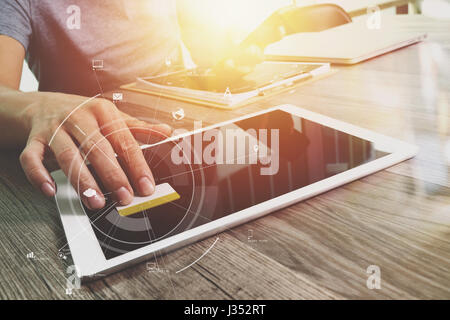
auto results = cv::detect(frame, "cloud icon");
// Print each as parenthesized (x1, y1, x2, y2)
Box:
(83, 188, 97, 198)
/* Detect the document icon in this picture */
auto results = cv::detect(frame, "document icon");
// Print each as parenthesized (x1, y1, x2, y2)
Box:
(112, 92, 123, 101)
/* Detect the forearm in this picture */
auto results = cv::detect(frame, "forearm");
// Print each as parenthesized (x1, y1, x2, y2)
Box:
(0, 85, 39, 148)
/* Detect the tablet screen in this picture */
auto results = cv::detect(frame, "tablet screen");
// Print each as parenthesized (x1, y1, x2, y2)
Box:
(84, 110, 389, 259)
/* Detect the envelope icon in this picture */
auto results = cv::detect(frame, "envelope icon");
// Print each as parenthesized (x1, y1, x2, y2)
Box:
(112, 92, 123, 101)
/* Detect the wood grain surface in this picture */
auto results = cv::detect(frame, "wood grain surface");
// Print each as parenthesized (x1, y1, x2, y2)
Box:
(0, 15, 449, 299)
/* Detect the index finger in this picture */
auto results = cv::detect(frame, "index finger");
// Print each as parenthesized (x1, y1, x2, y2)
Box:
(94, 102, 155, 197)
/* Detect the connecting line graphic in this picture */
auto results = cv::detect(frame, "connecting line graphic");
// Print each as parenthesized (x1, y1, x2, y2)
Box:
(168, 200, 248, 245)
(119, 130, 131, 165)
(88, 140, 121, 169)
(151, 61, 178, 124)
(150, 145, 176, 170)
(143, 213, 179, 299)
(74, 124, 86, 136)
(143, 214, 159, 264)
(166, 201, 223, 275)
(93, 69, 104, 97)
(57, 201, 117, 253)
(175, 237, 219, 274)
(143, 61, 181, 166)
(101, 213, 120, 254)
(167, 199, 250, 274)
(168, 197, 274, 275)
(48, 93, 101, 146)
(143, 66, 193, 163)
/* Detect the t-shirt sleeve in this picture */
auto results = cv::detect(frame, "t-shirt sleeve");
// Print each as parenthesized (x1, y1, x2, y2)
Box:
(0, 0, 32, 50)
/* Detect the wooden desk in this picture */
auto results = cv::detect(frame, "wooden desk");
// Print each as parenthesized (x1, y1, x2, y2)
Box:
(0, 16, 449, 299)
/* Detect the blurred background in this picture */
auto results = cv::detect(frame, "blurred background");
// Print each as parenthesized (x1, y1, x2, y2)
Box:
(19, 0, 450, 92)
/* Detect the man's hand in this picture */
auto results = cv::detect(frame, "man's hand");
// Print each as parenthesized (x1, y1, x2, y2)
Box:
(19, 92, 171, 209)
(0, 35, 171, 210)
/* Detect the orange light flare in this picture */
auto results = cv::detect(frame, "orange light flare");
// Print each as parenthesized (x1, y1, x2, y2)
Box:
(180, 0, 293, 44)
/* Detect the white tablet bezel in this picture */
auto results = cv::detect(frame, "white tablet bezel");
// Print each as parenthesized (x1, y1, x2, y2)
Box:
(52, 104, 418, 281)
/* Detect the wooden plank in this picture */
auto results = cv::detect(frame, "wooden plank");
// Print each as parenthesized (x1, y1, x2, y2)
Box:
(0, 152, 98, 299)
(89, 232, 340, 299)
(227, 171, 450, 299)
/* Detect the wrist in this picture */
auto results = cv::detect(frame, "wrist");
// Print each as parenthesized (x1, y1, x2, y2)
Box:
(0, 89, 44, 148)
(18, 91, 46, 131)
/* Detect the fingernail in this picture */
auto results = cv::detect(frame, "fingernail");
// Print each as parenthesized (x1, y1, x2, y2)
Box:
(114, 187, 133, 205)
(87, 194, 105, 210)
(138, 176, 154, 196)
(41, 182, 55, 197)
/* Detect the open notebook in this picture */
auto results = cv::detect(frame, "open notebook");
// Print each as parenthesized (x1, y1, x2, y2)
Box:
(265, 17, 427, 64)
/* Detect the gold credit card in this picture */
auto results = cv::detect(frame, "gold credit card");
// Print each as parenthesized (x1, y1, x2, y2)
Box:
(116, 183, 180, 216)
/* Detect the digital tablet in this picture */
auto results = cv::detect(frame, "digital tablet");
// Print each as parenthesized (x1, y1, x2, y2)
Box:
(51, 104, 418, 281)
(140, 63, 323, 93)
(121, 62, 331, 109)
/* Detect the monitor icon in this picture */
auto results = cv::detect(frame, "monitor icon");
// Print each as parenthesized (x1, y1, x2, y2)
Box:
(92, 59, 104, 70)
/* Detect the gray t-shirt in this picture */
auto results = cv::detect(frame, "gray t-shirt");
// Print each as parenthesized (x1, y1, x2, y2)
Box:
(0, 0, 181, 96)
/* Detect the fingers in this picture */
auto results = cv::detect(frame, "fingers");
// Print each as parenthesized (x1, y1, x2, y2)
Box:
(20, 138, 56, 197)
(25, 98, 173, 208)
(21, 95, 173, 209)
(94, 102, 156, 197)
(68, 115, 134, 206)
(120, 111, 172, 144)
(50, 130, 105, 210)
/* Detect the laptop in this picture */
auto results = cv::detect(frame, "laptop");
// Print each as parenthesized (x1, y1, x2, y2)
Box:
(265, 17, 427, 64)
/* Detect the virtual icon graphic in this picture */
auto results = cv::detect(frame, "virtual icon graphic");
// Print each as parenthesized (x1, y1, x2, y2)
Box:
(92, 59, 104, 70)
(366, 5, 381, 30)
(172, 108, 185, 121)
(66, 265, 81, 294)
(223, 87, 232, 99)
(112, 92, 123, 102)
(58, 252, 67, 260)
(83, 188, 97, 198)
(146, 262, 158, 272)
